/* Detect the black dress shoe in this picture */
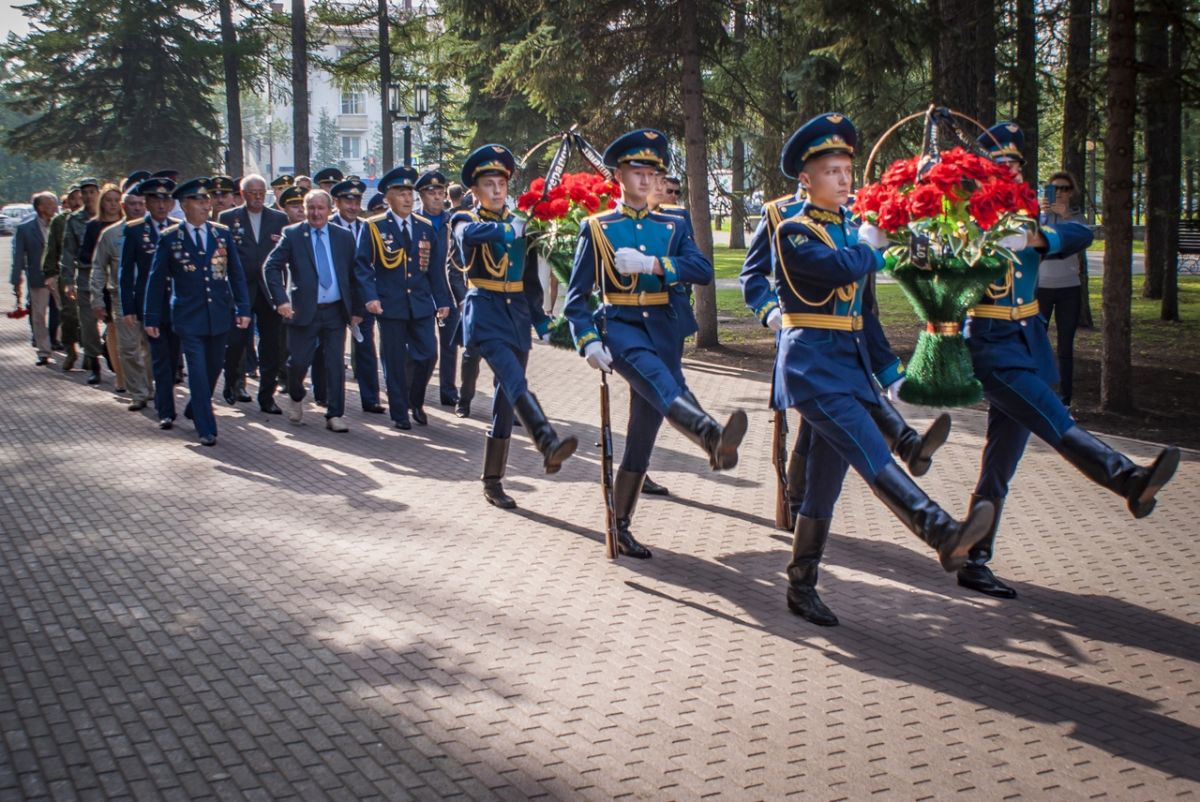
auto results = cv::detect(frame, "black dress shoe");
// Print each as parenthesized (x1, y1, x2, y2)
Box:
(259, 401, 282, 415)
(957, 565, 1018, 599)
(394, 419, 412, 430)
(236, 390, 252, 402)
(198, 434, 217, 447)
(127, 400, 147, 411)
(641, 476, 670, 496)
(158, 418, 174, 430)
(454, 404, 471, 419)
(86, 368, 101, 385)
(411, 407, 428, 426)
(183, 404, 193, 420)
(223, 387, 236, 405)
(35, 357, 49, 366)
(439, 394, 459, 407)
(362, 402, 386, 414)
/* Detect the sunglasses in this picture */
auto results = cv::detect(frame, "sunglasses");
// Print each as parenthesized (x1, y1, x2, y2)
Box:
(1051, 184, 1073, 191)
(665, 188, 681, 196)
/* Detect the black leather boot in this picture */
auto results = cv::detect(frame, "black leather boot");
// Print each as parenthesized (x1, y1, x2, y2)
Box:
(956, 495, 1016, 598)
(869, 399, 951, 478)
(786, 517, 838, 626)
(614, 469, 653, 558)
(665, 394, 748, 471)
(456, 352, 479, 418)
(641, 475, 670, 496)
(785, 449, 807, 525)
(86, 356, 101, 385)
(481, 436, 516, 509)
(871, 463, 995, 571)
(1054, 426, 1180, 519)
(513, 392, 577, 474)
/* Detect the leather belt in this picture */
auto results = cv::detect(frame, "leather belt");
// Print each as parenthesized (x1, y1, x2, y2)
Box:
(968, 301, 1040, 320)
(603, 291, 670, 307)
(781, 312, 863, 331)
(468, 278, 524, 293)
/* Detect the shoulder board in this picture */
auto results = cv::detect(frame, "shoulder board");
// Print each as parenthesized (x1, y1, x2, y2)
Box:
(365, 213, 388, 224)
(659, 203, 685, 212)
(412, 212, 431, 225)
(584, 209, 623, 224)
(162, 224, 181, 235)
(789, 215, 836, 249)
(126, 219, 146, 229)
(209, 221, 229, 231)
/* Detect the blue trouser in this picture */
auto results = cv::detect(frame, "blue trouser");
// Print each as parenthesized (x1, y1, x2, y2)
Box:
(351, 313, 381, 408)
(975, 366, 1076, 499)
(286, 303, 347, 420)
(179, 330, 229, 438)
(621, 391, 666, 473)
(612, 346, 686, 417)
(148, 323, 181, 420)
(792, 393, 895, 519)
(476, 339, 529, 439)
(437, 306, 460, 401)
(379, 316, 437, 423)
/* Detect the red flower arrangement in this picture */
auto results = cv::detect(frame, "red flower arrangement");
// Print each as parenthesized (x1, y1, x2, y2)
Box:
(517, 172, 621, 222)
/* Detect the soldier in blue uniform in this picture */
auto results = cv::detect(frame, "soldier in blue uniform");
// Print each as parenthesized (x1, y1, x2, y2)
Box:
(330, 178, 385, 414)
(417, 170, 464, 408)
(366, 192, 386, 215)
(120, 177, 182, 429)
(354, 166, 452, 429)
(451, 144, 578, 508)
(741, 148, 952, 530)
(565, 129, 747, 558)
(741, 114, 996, 625)
(959, 123, 1181, 599)
(143, 178, 252, 445)
(314, 167, 344, 193)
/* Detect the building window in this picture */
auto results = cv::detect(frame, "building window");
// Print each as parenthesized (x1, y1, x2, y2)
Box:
(340, 91, 364, 115)
(341, 136, 361, 159)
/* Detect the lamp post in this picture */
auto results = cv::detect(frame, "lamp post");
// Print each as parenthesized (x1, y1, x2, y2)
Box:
(388, 82, 430, 168)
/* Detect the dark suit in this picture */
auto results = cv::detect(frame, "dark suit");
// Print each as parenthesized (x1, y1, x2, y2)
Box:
(219, 205, 288, 406)
(263, 221, 362, 419)
(121, 215, 180, 419)
(144, 221, 251, 439)
(331, 212, 380, 409)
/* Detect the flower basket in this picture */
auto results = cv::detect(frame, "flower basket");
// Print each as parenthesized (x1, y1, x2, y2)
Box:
(854, 109, 1037, 407)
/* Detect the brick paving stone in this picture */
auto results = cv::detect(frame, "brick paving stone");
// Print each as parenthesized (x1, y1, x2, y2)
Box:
(1, 239, 1199, 800)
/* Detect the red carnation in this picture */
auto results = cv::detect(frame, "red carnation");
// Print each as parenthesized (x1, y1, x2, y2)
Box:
(876, 196, 911, 232)
(908, 183, 947, 219)
(880, 157, 918, 189)
(529, 177, 546, 194)
(852, 182, 888, 216)
(516, 190, 540, 212)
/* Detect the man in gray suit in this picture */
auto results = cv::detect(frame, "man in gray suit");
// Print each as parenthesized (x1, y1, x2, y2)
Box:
(219, 173, 289, 413)
(10, 192, 58, 365)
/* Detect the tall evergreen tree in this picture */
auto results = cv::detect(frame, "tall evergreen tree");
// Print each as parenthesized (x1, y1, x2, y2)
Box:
(0, 0, 223, 177)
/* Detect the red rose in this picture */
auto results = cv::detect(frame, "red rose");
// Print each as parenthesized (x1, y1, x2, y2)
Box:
(908, 183, 946, 219)
(880, 157, 918, 189)
(876, 196, 911, 232)
(852, 182, 888, 216)
(516, 189, 540, 212)
(529, 177, 546, 194)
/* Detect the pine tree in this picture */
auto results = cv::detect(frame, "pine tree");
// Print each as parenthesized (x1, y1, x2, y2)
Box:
(1, 0, 224, 177)
(312, 107, 346, 174)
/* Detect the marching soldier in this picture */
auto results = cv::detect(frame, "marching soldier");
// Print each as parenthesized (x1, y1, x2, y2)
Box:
(416, 169, 464, 408)
(366, 192, 386, 215)
(41, 184, 78, 368)
(354, 166, 452, 429)
(270, 174, 294, 211)
(60, 177, 103, 380)
(565, 129, 747, 558)
(314, 167, 344, 193)
(143, 178, 252, 446)
(330, 177, 385, 414)
(741, 113, 995, 625)
(450, 144, 578, 507)
(957, 123, 1180, 599)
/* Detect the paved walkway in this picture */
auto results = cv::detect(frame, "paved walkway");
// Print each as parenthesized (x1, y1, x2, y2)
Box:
(1, 306, 1197, 800)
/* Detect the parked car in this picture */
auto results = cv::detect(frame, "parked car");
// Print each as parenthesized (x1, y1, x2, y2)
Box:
(1, 203, 35, 236)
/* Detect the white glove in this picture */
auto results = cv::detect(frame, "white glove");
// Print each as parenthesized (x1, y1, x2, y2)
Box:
(886, 378, 904, 402)
(510, 216, 526, 239)
(766, 308, 782, 332)
(583, 341, 613, 373)
(613, 247, 657, 275)
(997, 228, 1029, 252)
(857, 223, 889, 250)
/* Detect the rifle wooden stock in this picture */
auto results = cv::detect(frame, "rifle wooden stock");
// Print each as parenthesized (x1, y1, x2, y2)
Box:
(772, 410, 793, 531)
(599, 371, 618, 559)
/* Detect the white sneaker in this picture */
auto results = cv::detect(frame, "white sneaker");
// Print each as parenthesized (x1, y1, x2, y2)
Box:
(325, 416, 348, 433)
(286, 396, 303, 424)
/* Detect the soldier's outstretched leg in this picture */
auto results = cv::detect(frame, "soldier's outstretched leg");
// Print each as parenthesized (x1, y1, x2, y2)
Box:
(869, 397, 952, 477)
(1054, 427, 1180, 519)
(665, 393, 748, 471)
(513, 392, 577, 474)
(481, 436, 515, 509)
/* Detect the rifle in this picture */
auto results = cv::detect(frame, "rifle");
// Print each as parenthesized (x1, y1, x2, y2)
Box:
(599, 346, 618, 560)
(772, 409, 793, 532)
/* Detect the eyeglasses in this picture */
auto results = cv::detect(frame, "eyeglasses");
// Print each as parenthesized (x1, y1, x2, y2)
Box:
(1051, 184, 1073, 191)
(665, 188, 681, 196)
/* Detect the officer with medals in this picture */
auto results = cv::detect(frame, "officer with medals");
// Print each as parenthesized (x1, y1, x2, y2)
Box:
(354, 166, 451, 429)
(416, 170, 464, 408)
(143, 178, 251, 446)
(742, 128, 953, 536)
(330, 178, 385, 414)
(450, 144, 578, 508)
(120, 176, 182, 429)
(742, 114, 995, 624)
(565, 129, 747, 559)
(958, 123, 1180, 599)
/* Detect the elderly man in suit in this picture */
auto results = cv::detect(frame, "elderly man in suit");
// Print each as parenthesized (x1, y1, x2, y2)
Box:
(144, 178, 252, 446)
(11, 192, 59, 365)
(263, 188, 364, 432)
(219, 173, 290, 413)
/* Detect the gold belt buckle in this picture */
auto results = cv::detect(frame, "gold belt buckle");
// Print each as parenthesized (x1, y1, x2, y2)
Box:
(638, 290, 647, 306)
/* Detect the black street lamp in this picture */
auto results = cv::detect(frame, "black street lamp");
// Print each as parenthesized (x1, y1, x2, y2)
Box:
(389, 82, 430, 168)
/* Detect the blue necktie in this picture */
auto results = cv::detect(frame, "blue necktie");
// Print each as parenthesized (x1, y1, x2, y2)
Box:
(314, 228, 333, 289)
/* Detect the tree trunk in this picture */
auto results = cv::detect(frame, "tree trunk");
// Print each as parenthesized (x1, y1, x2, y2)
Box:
(1141, 3, 1168, 300)
(291, 0, 310, 176)
(379, 0, 393, 173)
(1061, 0, 1091, 197)
(1101, 0, 1136, 413)
(1161, 16, 1183, 321)
(218, 0, 243, 176)
(680, 0, 717, 348)
(728, 2, 746, 250)
(1015, 0, 1038, 187)
(931, 0, 996, 124)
